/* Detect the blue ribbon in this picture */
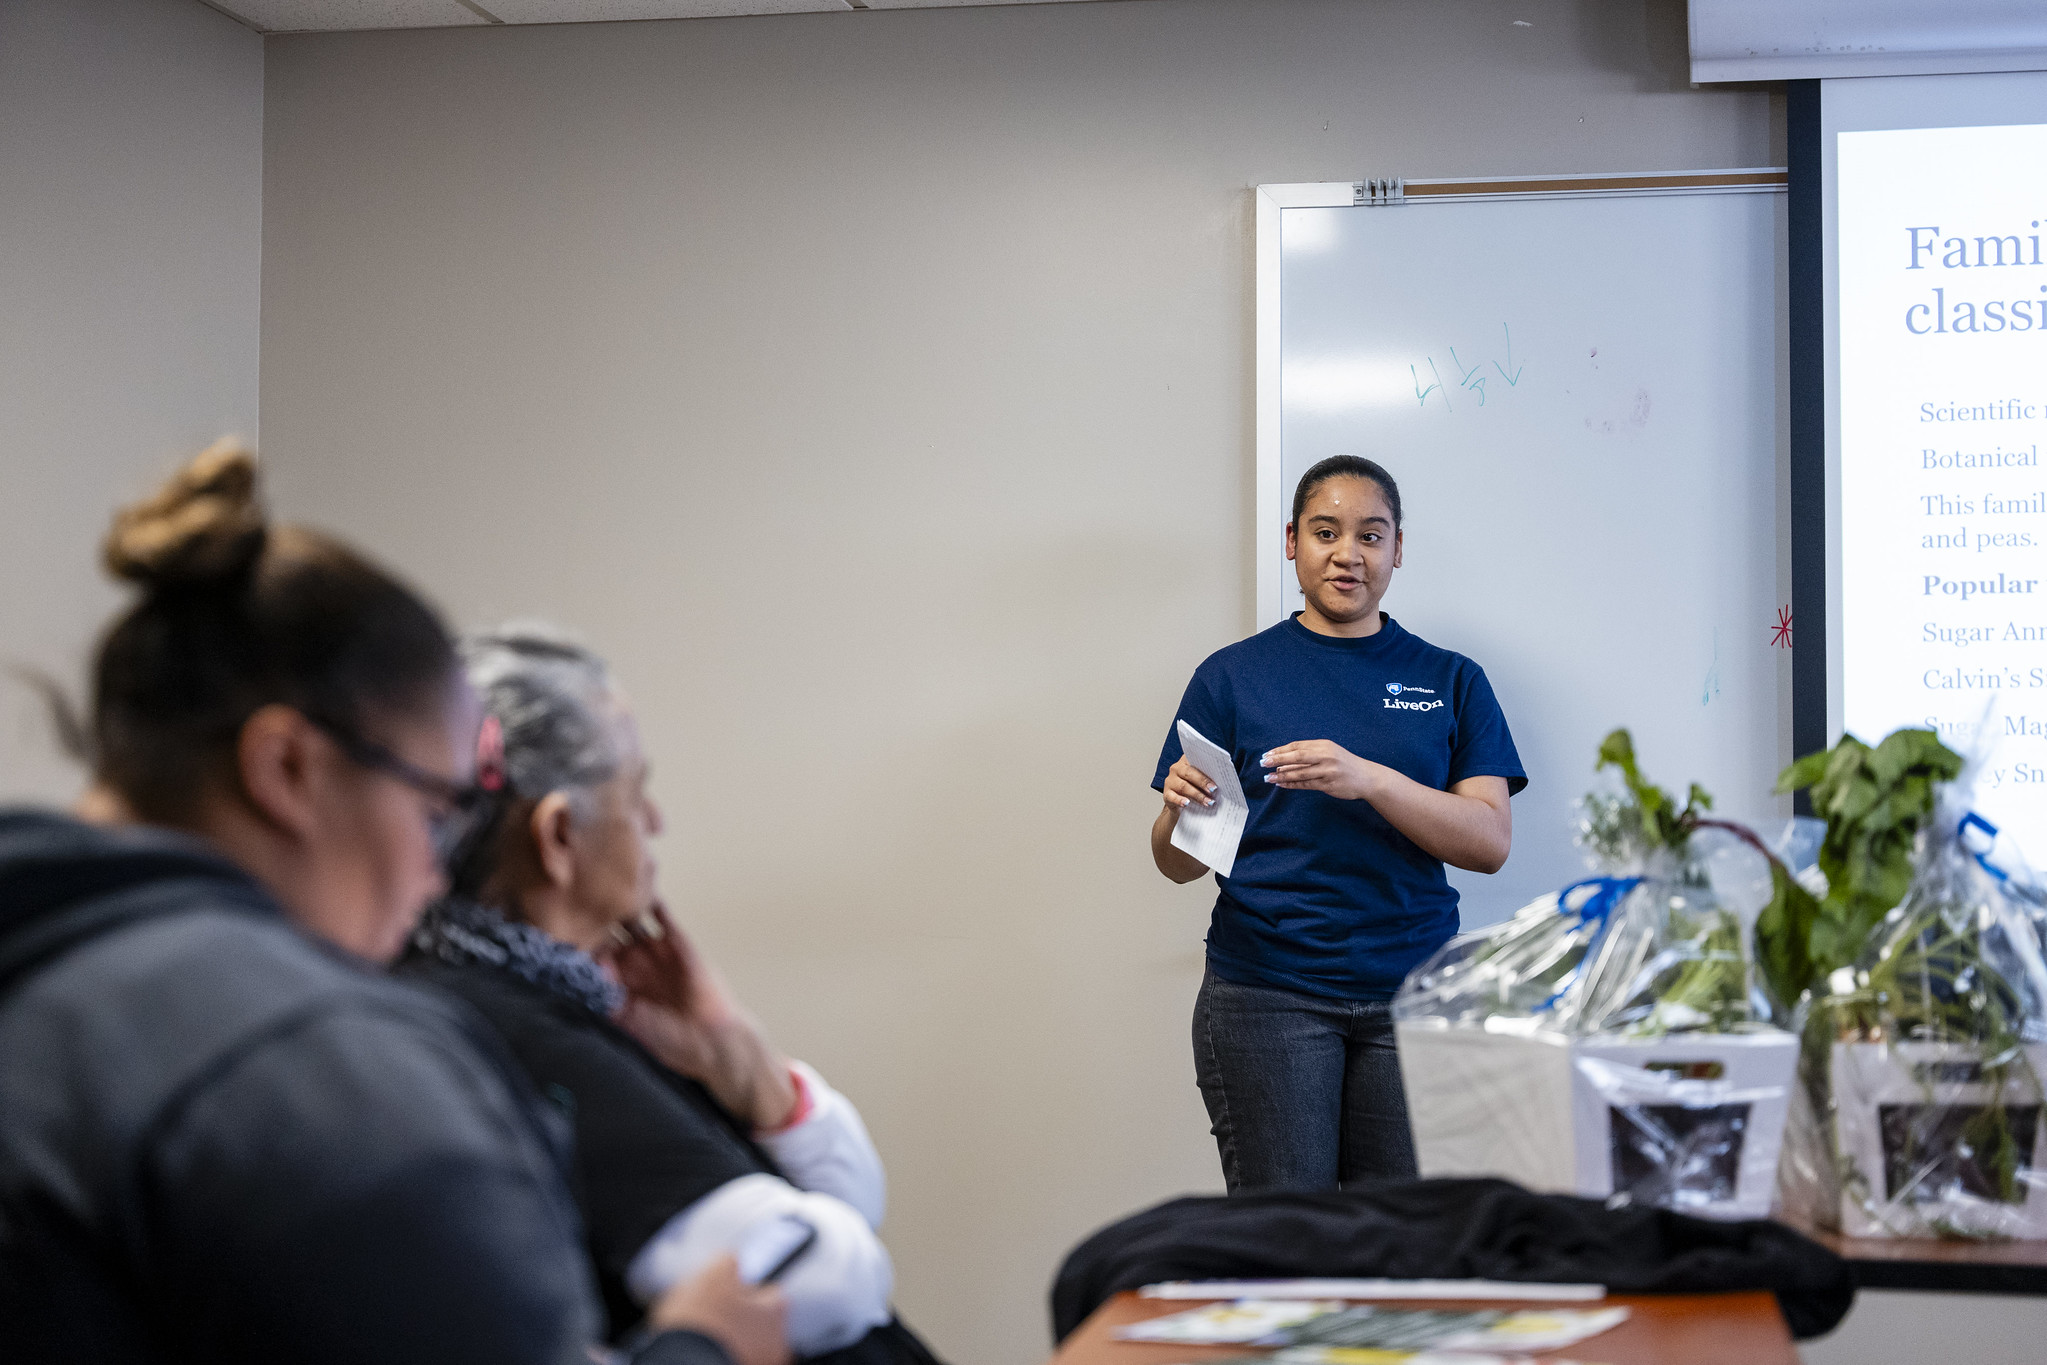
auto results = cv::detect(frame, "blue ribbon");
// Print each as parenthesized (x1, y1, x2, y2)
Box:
(1959, 811, 2009, 882)
(1535, 876, 1643, 1012)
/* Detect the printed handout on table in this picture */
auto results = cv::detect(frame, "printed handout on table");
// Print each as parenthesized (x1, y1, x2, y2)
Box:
(1269, 1305, 1630, 1352)
(1139, 1301, 1630, 1362)
(1187, 1350, 1604, 1365)
(1138, 1279, 1605, 1302)
(1114, 1299, 1346, 1344)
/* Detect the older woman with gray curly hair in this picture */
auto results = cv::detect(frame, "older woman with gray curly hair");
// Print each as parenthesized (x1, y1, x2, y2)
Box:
(401, 626, 938, 1365)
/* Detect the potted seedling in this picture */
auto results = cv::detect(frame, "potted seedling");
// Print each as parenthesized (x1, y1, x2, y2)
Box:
(1396, 731, 1800, 1219)
(1763, 729, 2047, 1238)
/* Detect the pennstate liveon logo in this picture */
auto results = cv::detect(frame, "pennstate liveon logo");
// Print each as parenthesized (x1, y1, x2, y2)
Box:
(1383, 681, 1443, 712)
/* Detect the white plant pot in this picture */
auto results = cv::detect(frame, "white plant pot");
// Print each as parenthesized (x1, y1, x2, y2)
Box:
(1831, 1040, 2047, 1239)
(1398, 1022, 1798, 1221)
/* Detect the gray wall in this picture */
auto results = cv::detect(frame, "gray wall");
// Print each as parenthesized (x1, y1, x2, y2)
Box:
(1802, 1290, 2041, 1365)
(258, 4, 1776, 1360)
(0, 0, 263, 797)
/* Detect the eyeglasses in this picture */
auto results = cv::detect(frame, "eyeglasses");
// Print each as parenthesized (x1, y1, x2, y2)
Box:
(305, 714, 496, 860)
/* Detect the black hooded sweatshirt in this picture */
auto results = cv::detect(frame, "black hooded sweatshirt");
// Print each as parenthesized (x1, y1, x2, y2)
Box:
(0, 808, 729, 1365)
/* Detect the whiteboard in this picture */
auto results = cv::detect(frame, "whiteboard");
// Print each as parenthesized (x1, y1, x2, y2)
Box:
(1255, 180, 1789, 924)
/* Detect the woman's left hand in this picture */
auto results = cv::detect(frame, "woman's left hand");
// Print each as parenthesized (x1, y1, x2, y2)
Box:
(1260, 740, 1383, 802)
(1264, 748, 1514, 873)
(603, 903, 801, 1130)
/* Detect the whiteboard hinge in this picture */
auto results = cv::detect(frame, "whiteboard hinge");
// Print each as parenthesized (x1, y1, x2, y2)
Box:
(1354, 178, 1405, 206)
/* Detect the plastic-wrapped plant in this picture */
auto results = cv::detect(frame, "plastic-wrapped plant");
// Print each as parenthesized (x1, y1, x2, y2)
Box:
(1636, 903, 1752, 1035)
(1576, 729, 1714, 872)
(1758, 728, 1963, 1012)
(1829, 824, 2046, 1222)
(1568, 731, 1757, 1036)
(1425, 731, 1788, 1037)
(1761, 728, 2047, 1237)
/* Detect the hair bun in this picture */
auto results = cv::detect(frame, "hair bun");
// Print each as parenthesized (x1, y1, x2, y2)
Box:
(104, 440, 268, 588)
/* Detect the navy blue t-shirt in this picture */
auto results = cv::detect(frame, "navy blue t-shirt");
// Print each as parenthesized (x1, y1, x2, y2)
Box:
(1153, 614, 1526, 1001)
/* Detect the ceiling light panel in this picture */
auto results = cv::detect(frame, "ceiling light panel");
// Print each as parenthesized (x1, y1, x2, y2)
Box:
(858, 0, 1096, 7)
(213, 0, 494, 30)
(212, 0, 1110, 30)
(482, 0, 853, 20)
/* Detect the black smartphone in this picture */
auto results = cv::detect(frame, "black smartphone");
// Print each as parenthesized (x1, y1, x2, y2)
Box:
(735, 1213, 819, 1286)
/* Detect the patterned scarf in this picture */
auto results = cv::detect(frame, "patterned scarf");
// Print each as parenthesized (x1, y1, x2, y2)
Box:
(410, 896, 625, 1018)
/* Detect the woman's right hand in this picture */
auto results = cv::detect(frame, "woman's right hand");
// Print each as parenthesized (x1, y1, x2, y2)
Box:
(648, 1254, 790, 1365)
(1162, 756, 1219, 811)
(604, 904, 801, 1131)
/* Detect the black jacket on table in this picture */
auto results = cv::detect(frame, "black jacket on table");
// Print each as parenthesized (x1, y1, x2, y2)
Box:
(0, 809, 730, 1365)
(1050, 1180, 1856, 1343)
(399, 944, 944, 1365)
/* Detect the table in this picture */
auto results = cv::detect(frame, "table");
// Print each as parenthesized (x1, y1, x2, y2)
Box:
(1048, 1291, 1800, 1365)
(1781, 1219, 2047, 1295)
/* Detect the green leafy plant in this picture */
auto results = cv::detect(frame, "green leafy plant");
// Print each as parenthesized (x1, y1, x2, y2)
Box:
(1877, 923, 2032, 1199)
(1592, 728, 1713, 857)
(1756, 728, 2046, 1237)
(1757, 729, 1964, 1009)
(1627, 905, 1753, 1036)
(1816, 870, 2043, 1227)
(1577, 730, 1752, 1035)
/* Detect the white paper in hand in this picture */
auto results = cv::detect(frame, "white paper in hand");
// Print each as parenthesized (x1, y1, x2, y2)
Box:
(1170, 720, 1248, 877)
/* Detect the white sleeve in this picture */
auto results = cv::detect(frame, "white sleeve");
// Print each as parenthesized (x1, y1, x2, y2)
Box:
(755, 1060, 887, 1229)
(624, 1172, 892, 1357)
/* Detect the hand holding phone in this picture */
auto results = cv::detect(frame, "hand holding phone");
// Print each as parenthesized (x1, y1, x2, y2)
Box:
(646, 1254, 790, 1365)
(735, 1214, 818, 1286)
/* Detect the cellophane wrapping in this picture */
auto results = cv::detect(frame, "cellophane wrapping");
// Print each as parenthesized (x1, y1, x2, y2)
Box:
(1778, 806, 2047, 1238)
(1395, 817, 1806, 1219)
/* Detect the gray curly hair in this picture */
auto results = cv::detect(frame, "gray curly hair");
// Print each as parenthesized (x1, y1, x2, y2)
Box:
(466, 623, 622, 801)
(443, 622, 622, 896)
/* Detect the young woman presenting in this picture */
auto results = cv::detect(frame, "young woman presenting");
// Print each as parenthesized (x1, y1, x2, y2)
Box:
(1150, 455, 1525, 1193)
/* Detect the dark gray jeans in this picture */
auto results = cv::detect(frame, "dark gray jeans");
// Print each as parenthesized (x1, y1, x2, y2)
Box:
(1192, 966, 1419, 1193)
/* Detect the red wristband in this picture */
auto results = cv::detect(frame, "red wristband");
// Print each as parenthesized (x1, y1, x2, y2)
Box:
(759, 1063, 812, 1135)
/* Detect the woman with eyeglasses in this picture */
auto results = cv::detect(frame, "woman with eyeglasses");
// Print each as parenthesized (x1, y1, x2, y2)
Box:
(401, 628, 940, 1365)
(0, 444, 784, 1365)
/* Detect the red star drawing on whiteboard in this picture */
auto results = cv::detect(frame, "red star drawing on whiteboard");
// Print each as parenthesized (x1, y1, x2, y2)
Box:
(1770, 606, 1793, 649)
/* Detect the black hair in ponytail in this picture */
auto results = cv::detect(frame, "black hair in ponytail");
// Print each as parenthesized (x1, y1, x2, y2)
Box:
(92, 441, 458, 820)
